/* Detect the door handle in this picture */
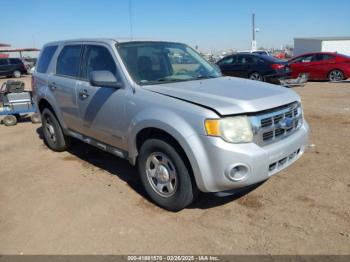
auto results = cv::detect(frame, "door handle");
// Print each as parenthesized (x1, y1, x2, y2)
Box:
(49, 82, 57, 91)
(79, 89, 89, 98)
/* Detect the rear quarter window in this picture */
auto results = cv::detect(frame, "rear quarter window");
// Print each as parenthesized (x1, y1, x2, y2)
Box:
(37, 45, 58, 73)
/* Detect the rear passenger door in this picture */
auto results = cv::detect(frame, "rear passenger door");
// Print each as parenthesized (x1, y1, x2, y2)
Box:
(75, 44, 127, 149)
(48, 44, 82, 131)
(217, 56, 237, 76)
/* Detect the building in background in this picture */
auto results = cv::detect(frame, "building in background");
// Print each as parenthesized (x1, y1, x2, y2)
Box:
(294, 37, 350, 56)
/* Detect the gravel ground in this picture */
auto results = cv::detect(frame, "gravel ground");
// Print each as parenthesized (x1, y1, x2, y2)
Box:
(0, 75, 349, 254)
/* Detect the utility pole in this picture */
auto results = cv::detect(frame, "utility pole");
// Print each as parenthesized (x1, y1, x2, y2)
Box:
(129, 0, 133, 40)
(251, 13, 258, 51)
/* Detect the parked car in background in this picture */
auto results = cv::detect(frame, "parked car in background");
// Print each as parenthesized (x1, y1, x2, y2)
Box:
(34, 39, 308, 211)
(289, 52, 350, 81)
(0, 58, 28, 78)
(238, 50, 270, 56)
(22, 57, 37, 67)
(274, 52, 286, 60)
(217, 53, 290, 84)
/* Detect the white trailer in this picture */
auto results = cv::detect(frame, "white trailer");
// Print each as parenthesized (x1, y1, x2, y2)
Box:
(294, 37, 350, 56)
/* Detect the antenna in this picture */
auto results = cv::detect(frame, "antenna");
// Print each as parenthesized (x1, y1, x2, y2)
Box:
(129, 0, 133, 40)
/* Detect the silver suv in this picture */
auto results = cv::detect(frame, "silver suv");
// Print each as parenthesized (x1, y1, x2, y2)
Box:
(33, 39, 309, 211)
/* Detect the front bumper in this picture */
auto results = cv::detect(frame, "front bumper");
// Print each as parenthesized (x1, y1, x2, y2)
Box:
(188, 121, 309, 192)
(264, 72, 291, 84)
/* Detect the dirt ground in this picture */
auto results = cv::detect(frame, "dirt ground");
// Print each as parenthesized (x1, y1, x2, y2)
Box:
(0, 75, 349, 255)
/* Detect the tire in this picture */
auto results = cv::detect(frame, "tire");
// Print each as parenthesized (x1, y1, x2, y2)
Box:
(3, 115, 17, 126)
(328, 70, 344, 82)
(137, 138, 198, 211)
(41, 108, 70, 152)
(14, 114, 21, 121)
(12, 70, 21, 78)
(249, 72, 264, 81)
(31, 113, 41, 124)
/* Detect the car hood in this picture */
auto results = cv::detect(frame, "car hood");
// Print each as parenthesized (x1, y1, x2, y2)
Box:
(143, 77, 300, 116)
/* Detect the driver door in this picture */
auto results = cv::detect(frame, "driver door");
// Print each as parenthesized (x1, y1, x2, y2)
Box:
(217, 55, 237, 76)
(76, 44, 127, 149)
(290, 54, 314, 78)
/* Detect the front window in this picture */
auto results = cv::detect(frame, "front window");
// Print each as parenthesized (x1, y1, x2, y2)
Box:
(116, 42, 221, 85)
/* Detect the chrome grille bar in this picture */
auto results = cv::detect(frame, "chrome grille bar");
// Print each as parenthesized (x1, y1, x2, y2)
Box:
(250, 102, 303, 146)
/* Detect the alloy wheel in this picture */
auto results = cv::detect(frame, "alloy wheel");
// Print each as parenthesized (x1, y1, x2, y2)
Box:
(329, 70, 344, 82)
(250, 73, 263, 81)
(45, 116, 57, 143)
(145, 152, 178, 197)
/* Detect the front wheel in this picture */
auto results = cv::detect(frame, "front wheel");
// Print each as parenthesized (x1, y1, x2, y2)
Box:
(137, 139, 197, 211)
(249, 72, 264, 81)
(41, 108, 70, 152)
(328, 70, 344, 82)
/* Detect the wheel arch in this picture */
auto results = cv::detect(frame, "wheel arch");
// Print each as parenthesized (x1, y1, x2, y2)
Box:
(134, 127, 199, 191)
(37, 98, 68, 130)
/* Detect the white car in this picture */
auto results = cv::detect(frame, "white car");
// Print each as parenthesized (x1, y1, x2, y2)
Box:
(238, 50, 270, 56)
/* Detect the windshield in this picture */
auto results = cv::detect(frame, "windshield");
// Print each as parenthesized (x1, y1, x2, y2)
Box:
(116, 42, 222, 85)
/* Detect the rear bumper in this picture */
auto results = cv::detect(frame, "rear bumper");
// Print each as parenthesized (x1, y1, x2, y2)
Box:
(188, 121, 309, 192)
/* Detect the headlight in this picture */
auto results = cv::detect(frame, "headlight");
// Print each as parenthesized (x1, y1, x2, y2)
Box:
(205, 116, 253, 143)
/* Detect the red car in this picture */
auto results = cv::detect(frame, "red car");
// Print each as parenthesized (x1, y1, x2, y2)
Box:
(289, 52, 350, 81)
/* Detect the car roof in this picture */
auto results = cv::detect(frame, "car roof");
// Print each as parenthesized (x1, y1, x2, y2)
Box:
(42, 38, 183, 47)
(293, 52, 337, 58)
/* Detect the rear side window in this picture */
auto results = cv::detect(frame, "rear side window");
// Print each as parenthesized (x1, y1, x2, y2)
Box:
(81, 45, 118, 80)
(322, 54, 335, 60)
(37, 45, 58, 73)
(237, 55, 256, 64)
(56, 45, 82, 78)
(9, 58, 22, 65)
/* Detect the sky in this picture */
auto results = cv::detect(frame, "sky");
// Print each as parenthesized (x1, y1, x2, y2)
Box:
(1, 0, 350, 53)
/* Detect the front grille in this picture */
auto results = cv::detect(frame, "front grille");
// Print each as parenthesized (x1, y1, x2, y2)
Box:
(250, 102, 303, 145)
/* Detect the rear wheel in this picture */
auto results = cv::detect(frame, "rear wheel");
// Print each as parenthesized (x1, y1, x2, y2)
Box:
(328, 70, 344, 82)
(249, 72, 264, 81)
(12, 70, 21, 78)
(3, 115, 17, 126)
(41, 108, 70, 152)
(137, 139, 197, 211)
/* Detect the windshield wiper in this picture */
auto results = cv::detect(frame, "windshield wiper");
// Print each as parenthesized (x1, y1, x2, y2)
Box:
(195, 75, 220, 80)
(155, 78, 179, 82)
(139, 78, 180, 85)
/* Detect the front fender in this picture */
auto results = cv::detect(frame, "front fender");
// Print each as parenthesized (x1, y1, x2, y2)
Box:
(127, 108, 208, 191)
(128, 108, 196, 159)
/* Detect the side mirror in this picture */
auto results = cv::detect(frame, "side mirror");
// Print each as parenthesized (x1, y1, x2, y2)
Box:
(90, 70, 122, 88)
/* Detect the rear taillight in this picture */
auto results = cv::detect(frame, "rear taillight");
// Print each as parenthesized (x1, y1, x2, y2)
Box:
(271, 64, 285, 70)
